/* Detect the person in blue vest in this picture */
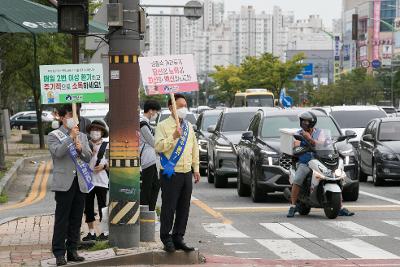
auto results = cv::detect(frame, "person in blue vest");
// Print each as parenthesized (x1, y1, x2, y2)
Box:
(287, 111, 354, 218)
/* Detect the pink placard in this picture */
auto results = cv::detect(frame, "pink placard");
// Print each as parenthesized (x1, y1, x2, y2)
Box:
(139, 54, 199, 96)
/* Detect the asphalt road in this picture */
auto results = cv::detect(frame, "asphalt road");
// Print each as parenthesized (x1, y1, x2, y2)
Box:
(185, 177, 400, 264)
(3, 166, 400, 265)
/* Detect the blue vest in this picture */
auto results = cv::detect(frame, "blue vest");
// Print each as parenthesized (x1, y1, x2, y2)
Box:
(297, 128, 321, 164)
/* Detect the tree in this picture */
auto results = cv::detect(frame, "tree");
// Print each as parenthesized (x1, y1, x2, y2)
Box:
(210, 65, 243, 106)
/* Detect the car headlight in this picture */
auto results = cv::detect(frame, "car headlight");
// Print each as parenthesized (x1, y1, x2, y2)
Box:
(215, 144, 233, 153)
(260, 150, 279, 166)
(381, 153, 399, 161)
(198, 140, 208, 153)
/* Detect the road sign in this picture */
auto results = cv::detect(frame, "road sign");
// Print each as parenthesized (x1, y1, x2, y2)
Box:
(361, 60, 370, 68)
(302, 63, 313, 76)
(184, 0, 203, 21)
(139, 54, 199, 95)
(39, 63, 105, 104)
(371, 59, 381, 69)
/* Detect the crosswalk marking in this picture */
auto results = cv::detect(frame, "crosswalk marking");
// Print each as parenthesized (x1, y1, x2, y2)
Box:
(324, 221, 386, 237)
(325, 238, 399, 259)
(260, 223, 317, 239)
(384, 221, 400, 228)
(256, 239, 320, 260)
(202, 223, 249, 238)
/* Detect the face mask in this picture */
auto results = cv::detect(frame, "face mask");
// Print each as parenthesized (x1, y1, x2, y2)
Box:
(66, 118, 78, 129)
(176, 108, 188, 119)
(150, 113, 158, 121)
(90, 131, 102, 141)
(51, 120, 60, 129)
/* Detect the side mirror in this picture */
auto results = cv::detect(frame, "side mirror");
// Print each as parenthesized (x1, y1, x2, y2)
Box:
(345, 130, 357, 139)
(337, 136, 347, 142)
(207, 125, 216, 134)
(192, 125, 198, 132)
(241, 131, 254, 141)
(362, 134, 374, 142)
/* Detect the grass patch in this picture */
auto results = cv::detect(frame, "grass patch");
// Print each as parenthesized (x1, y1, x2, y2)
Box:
(0, 194, 8, 204)
(0, 160, 13, 182)
(88, 241, 111, 251)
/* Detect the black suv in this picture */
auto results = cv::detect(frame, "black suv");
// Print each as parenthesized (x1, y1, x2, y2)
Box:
(195, 109, 223, 176)
(207, 107, 261, 188)
(236, 108, 359, 202)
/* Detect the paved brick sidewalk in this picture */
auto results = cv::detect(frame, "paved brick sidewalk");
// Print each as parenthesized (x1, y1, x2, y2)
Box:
(0, 215, 54, 266)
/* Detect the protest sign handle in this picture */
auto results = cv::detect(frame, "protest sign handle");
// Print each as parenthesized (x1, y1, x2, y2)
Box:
(169, 93, 180, 128)
(72, 103, 79, 142)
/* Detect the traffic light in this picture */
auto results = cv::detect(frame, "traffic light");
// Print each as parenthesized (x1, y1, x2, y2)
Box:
(58, 0, 89, 34)
(352, 14, 358, 41)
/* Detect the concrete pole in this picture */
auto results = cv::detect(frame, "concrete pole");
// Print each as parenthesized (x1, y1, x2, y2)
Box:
(0, 62, 5, 170)
(108, 0, 141, 248)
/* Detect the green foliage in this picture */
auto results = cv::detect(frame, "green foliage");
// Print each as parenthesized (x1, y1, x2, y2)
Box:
(0, 194, 8, 204)
(88, 241, 111, 251)
(210, 53, 305, 106)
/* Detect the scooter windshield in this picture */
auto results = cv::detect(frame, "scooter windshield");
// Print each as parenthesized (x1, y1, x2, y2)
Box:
(313, 129, 337, 159)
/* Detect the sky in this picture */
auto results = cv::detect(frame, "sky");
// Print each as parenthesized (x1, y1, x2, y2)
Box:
(141, 0, 342, 27)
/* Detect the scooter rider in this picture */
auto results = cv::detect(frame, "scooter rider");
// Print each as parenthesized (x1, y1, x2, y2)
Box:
(287, 111, 320, 218)
(287, 111, 355, 218)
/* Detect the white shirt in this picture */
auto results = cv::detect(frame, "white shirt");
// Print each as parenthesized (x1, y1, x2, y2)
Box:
(89, 140, 109, 188)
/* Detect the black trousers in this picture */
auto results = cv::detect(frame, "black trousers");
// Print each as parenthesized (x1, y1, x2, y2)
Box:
(160, 171, 192, 244)
(52, 177, 86, 257)
(84, 186, 108, 223)
(140, 164, 160, 211)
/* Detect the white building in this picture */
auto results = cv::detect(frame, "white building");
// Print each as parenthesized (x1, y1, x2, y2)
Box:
(273, 6, 294, 60)
(287, 15, 333, 51)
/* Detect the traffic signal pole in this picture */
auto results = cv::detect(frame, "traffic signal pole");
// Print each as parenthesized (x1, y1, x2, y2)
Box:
(108, 0, 141, 248)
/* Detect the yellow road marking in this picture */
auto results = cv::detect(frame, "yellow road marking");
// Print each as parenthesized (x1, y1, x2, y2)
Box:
(212, 205, 400, 213)
(31, 161, 52, 204)
(111, 202, 135, 224)
(0, 161, 46, 211)
(191, 198, 232, 224)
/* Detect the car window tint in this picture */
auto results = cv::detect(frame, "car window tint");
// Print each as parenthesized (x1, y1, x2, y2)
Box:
(330, 110, 387, 128)
(379, 121, 400, 141)
(261, 115, 341, 138)
(201, 114, 219, 131)
(370, 121, 377, 138)
(221, 112, 256, 132)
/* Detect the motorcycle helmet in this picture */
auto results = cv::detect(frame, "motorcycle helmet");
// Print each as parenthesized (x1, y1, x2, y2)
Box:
(299, 111, 317, 130)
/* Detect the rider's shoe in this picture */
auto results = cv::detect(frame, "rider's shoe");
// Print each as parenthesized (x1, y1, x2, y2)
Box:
(338, 207, 355, 216)
(287, 205, 298, 218)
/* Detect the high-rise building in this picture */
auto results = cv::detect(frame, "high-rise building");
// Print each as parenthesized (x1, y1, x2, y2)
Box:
(273, 6, 294, 61)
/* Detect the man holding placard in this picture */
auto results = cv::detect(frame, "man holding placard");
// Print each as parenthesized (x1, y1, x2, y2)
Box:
(154, 94, 200, 253)
(48, 104, 92, 266)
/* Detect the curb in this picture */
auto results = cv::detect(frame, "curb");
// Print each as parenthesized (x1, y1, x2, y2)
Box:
(0, 155, 50, 195)
(69, 249, 201, 266)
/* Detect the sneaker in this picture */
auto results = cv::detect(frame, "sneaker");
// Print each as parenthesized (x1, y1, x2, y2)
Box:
(338, 207, 355, 216)
(82, 233, 96, 242)
(287, 206, 297, 218)
(97, 233, 109, 241)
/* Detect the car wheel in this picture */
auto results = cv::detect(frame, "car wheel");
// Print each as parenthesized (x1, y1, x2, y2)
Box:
(342, 183, 359, 202)
(250, 165, 266, 202)
(357, 162, 368, 182)
(207, 161, 214, 184)
(237, 163, 250, 197)
(200, 168, 207, 177)
(372, 161, 384, 186)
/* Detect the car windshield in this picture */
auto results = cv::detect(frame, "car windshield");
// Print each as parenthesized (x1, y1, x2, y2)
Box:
(159, 113, 197, 125)
(201, 114, 220, 131)
(261, 115, 341, 138)
(221, 112, 255, 132)
(246, 95, 274, 107)
(382, 107, 397, 114)
(330, 110, 387, 128)
(378, 121, 400, 141)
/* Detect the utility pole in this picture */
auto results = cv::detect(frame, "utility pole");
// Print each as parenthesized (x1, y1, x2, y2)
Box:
(108, 0, 143, 248)
(0, 62, 5, 170)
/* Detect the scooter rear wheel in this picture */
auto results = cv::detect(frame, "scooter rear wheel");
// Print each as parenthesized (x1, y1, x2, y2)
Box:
(324, 192, 341, 219)
(297, 203, 311, 216)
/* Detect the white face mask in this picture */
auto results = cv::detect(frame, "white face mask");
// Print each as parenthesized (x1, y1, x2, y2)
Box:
(176, 108, 188, 119)
(66, 118, 78, 129)
(90, 131, 102, 141)
(150, 113, 158, 121)
(51, 120, 60, 129)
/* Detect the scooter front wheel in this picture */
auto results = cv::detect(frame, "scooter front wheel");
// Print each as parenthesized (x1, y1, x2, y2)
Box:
(323, 192, 341, 219)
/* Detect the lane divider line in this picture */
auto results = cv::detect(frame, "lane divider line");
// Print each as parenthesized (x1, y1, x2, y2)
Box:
(359, 191, 400, 205)
(191, 197, 232, 225)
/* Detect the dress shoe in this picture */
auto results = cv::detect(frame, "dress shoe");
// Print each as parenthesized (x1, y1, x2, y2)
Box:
(67, 250, 85, 262)
(174, 241, 195, 252)
(163, 241, 176, 253)
(55, 256, 67, 266)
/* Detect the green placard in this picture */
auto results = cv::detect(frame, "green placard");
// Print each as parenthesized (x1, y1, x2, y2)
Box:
(58, 92, 105, 103)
